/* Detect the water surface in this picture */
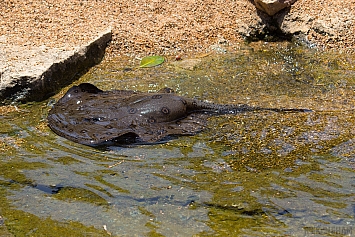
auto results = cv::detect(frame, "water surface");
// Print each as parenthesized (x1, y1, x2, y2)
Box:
(1, 42, 355, 236)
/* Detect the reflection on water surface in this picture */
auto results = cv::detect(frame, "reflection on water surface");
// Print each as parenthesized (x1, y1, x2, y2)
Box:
(0, 42, 354, 236)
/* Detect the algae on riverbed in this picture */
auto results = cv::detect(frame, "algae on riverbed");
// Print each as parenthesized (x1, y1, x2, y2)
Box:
(0, 41, 354, 236)
(0, 186, 111, 237)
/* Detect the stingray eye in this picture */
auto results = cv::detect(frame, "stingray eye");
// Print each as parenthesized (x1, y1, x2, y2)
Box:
(161, 107, 170, 114)
(148, 117, 156, 123)
(80, 129, 87, 133)
(128, 108, 137, 114)
(74, 89, 79, 93)
(152, 95, 162, 99)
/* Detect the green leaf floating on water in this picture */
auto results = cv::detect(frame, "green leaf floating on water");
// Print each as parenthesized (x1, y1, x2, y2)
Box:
(139, 55, 165, 68)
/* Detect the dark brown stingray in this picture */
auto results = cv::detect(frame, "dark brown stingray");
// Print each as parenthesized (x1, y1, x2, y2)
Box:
(47, 83, 310, 146)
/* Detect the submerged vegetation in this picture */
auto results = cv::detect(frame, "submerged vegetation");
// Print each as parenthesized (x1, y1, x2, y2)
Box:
(0, 42, 354, 236)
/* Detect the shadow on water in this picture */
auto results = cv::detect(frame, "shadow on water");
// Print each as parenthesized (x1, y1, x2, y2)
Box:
(1, 41, 355, 236)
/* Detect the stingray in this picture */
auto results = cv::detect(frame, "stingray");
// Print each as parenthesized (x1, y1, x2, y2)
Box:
(47, 83, 310, 147)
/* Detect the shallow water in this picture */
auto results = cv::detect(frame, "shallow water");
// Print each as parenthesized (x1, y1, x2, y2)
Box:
(1, 42, 355, 236)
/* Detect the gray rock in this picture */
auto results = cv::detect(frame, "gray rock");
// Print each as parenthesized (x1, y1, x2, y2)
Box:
(0, 28, 112, 105)
(279, 13, 314, 35)
(237, 1, 342, 45)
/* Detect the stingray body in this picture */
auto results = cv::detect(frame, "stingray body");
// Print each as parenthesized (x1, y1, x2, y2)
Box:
(47, 83, 310, 146)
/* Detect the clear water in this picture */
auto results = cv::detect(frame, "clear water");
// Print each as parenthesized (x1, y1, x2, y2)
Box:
(1, 41, 355, 236)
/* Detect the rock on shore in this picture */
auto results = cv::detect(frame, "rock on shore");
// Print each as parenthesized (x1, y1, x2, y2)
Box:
(0, 29, 111, 104)
(254, 0, 298, 16)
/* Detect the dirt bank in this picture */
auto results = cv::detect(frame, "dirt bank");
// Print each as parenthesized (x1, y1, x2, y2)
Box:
(1, 0, 354, 56)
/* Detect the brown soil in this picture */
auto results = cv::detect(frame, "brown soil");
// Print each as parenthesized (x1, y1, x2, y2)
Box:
(1, 0, 354, 56)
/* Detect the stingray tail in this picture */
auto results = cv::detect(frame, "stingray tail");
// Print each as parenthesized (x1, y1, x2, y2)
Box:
(217, 106, 312, 114)
(258, 107, 313, 113)
(188, 99, 312, 114)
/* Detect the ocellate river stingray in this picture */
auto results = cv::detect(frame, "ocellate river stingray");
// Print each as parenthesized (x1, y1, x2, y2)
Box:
(47, 83, 310, 146)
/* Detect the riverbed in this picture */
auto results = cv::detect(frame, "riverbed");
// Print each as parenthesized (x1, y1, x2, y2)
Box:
(1, 41, 354, 236)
